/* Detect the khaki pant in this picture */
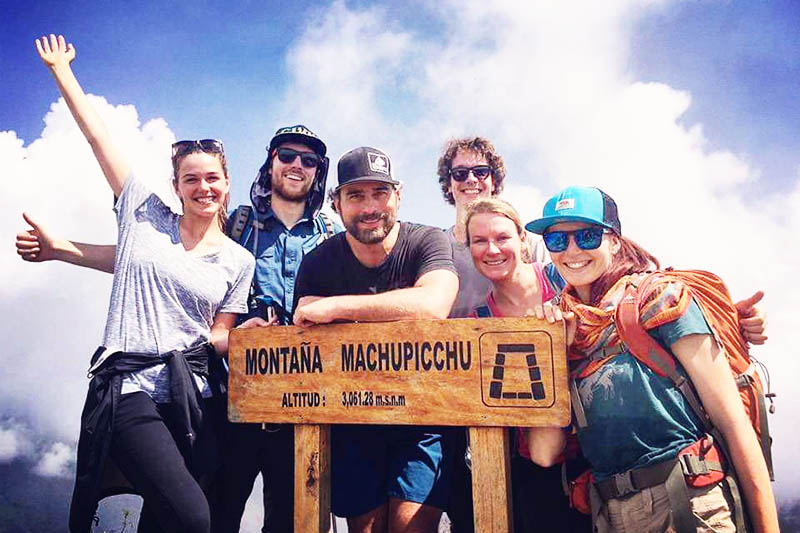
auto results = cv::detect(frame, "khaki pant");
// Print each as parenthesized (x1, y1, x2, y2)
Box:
(601, 482, 735, 533)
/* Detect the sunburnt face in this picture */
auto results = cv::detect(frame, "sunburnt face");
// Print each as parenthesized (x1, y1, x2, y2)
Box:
(468, 212, 525, 282)
(174, 151, 229, 219)
(336, 182, 399, 244)
(269, 141, 318, 202)
(449, 149, 495, 208)
(546, 221, 619, 299)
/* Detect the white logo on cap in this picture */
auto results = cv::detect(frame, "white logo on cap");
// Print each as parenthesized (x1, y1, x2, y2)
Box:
(556, 198, 575, 211)
(555, 198, 575, 211)
(368, 153, 390, 175)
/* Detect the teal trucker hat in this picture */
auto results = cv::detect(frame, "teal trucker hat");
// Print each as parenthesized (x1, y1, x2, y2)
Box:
(525, 186, 621, 235)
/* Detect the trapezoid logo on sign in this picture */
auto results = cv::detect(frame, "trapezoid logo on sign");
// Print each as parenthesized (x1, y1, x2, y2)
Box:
(478, 331, 556, 408)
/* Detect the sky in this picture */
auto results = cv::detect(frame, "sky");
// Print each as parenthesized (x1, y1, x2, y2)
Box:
(1, 0, 799, 528)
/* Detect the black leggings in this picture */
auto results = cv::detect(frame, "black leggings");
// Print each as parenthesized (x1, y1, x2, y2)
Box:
(110, 391, 210, 533)
(209, 423, 294, 533)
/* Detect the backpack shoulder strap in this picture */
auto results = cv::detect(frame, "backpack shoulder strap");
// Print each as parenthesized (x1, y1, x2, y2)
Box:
(615, 273, 712, 430)
(227, 205, 253, 243)
(317, 211, 336, 241)
(474, 304, 492, 318)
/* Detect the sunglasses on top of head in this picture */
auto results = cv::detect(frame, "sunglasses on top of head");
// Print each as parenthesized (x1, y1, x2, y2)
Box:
(275, 147, 321, 169)
(542, 226, 608, 253)
(171, 139, 224, 158)
(450, 165, 492, 182)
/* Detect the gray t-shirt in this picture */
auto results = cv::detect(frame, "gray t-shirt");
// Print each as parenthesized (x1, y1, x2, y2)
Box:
(446, 226, 547, 318)
(104, 176, 255, 402)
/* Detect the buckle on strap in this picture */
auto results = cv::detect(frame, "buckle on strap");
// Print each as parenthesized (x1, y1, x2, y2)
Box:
(611, 470, 637, 498)
(587, 343, 624, 362)
(679, 454, 710, 476)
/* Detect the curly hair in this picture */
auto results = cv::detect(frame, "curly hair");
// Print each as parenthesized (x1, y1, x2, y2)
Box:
(437, 137, 505, 205)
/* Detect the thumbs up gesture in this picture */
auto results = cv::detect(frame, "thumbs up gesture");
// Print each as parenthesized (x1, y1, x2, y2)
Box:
(15, 212, 58, 262)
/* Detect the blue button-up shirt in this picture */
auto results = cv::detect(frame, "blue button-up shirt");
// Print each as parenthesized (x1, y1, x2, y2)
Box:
(238, 207, 341, 322)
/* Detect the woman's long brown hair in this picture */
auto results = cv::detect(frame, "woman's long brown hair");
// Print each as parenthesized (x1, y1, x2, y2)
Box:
(586, 234, 660, 305)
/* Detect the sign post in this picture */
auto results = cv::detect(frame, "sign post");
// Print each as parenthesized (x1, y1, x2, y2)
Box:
(228, 317, 569, 532)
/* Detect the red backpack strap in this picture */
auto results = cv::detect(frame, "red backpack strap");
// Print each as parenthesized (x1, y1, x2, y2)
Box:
(614, 274, 712, 431)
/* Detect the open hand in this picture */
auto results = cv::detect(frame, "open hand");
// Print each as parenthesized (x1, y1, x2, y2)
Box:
(16, 213, 57, 262)
(35, 34, 75, 71)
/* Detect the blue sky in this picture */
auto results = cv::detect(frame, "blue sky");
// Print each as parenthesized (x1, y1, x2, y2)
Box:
(630, 0, 800, 193)
(4, 0, 798, 209)
(2, 0, 799, 526)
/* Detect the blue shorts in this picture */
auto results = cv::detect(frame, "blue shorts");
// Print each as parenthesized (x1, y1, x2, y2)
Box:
(331, 425, 452, 517)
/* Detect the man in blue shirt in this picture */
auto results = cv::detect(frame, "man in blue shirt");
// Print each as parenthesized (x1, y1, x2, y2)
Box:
(217, 124, 341, 532)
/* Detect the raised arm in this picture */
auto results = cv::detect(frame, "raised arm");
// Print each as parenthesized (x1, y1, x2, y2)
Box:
(672, 334, 778, 533)
(36, 34, 129, 196)
(16, 212, 115, 273)
(293, 269, 458, 327)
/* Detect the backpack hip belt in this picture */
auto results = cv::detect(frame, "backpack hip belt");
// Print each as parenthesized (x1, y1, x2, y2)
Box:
(595, 441, 723, 502)
(593, 443, 726, 533)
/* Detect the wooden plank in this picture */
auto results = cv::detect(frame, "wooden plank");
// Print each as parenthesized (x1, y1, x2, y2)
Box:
(294, 424, 331, 533)
(228, 317, 569, 427)
(470, 427, 513, 533)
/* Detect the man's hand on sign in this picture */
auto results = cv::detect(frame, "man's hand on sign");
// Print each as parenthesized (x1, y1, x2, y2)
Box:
(239, 316, 276, 328)
(734, 291, 768, 345)
(532, 303, 576, 347)
(292, 296, 331, 328)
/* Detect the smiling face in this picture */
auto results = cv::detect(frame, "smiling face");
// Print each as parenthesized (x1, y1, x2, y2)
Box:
(449, 149, 495, 209)
(546, 221, 620, 301)
(468, 212, 526, 282)
(269, 141, 318, 202)
(173, 151, 230, 220)
(335, 181, 400, 244)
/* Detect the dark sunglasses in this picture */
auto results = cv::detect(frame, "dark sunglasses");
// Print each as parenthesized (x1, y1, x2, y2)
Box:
(171, 139, 224, 158)
(275, 147, 321, 168)
(542, 226, 606, 253)
(450, 165, 492, 182)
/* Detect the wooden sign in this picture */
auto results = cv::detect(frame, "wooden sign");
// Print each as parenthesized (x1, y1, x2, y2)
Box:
(228, 317, 569, 427)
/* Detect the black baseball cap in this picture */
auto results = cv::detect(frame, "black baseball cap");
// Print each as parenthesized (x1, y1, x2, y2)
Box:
(334, 147, 401, 192)
(267, 124, 326, 157)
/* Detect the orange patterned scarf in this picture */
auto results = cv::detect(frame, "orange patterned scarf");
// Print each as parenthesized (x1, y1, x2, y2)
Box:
(560, 272, 692, 378)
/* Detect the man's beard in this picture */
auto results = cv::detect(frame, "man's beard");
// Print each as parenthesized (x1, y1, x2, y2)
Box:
(345, 210, 397, 244)
(271, 171, 314, 203)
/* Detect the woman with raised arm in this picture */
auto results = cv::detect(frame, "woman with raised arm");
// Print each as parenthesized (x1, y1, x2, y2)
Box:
(36, 35, 254, 533)
(464, 197, 591, 532)
(526, 186, 778, 532)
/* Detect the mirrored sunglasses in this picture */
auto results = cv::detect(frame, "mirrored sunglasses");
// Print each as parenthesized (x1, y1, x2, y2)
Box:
(450, 165, 492, 182)
(276, 147, 321, 168)
(542, 226, 606, 253)
(171, 139, 224, 158)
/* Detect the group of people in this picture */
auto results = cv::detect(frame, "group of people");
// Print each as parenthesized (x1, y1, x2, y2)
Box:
(16, 34, 778, 533)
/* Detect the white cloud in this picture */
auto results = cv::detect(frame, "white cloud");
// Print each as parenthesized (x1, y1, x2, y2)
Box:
(0, 420, 35, 462)
(1, 0, 797, 519)
(1, 96, 176, 444)
(33, 442, 75, 478)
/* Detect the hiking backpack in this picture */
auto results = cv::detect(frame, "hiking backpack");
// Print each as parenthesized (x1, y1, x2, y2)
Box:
(226, 204, 337, 323)
(614, 269, 774, 479)
(566, 269, 775, 532)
